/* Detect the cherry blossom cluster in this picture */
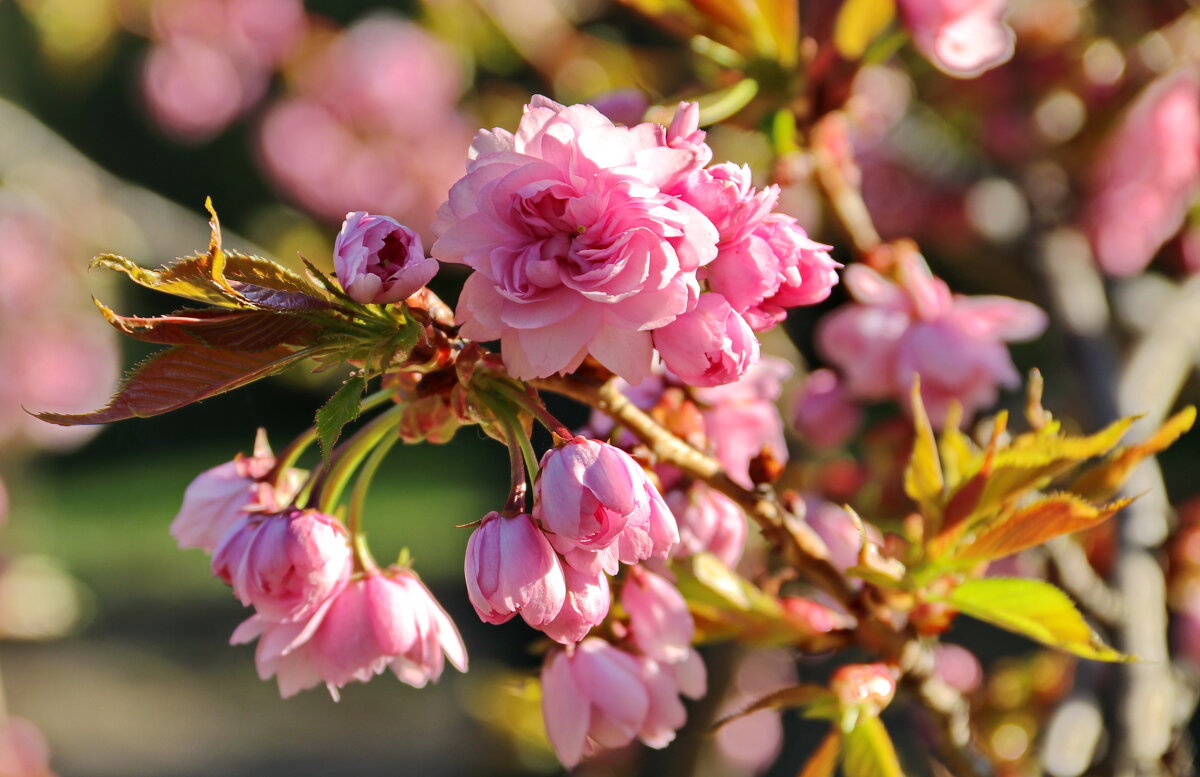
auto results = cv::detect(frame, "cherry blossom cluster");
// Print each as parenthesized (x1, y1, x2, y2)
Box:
(432, 96, 839, 386)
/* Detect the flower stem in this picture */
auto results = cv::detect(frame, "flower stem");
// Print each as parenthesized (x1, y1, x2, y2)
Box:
(315, 400, 406, 514)
(482, 378, 574, 442)
(345, 429, 399, 574)
(480, 393, 538, 505)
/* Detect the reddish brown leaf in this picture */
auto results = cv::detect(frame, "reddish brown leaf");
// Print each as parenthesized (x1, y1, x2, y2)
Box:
(95, 301, 320, 351)
(953, 493, 1133, 562)
(35, 345, 312, 426)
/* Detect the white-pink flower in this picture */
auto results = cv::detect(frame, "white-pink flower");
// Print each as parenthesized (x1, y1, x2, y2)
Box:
(432, 97, 718, 383)
(334, 212, 438, 304)
(897, 0, 1015, 78)
(816, 254, 1046, 426)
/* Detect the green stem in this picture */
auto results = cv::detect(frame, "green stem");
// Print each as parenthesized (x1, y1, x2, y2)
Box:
(483, 378, 574, 441)
(345, 430, 399, 573)
(480, 392, 540, 488)
(315, 401, 406, 513)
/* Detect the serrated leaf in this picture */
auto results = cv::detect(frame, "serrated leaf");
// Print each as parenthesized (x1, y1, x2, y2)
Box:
(943, 578, 1128, 662)
(904, 378, 944, 523)
(951, 493, 1132, 562)
(834, 0, 896, 60)
(1072, 407, 1196, 500)
(36, 345, 311, 426)
(95, 300, 320, 351)
(316, 376, 367, 460)
(798, 730, 841, 777)
(842, 715, 904, 777)
(713, 684, 833, 731)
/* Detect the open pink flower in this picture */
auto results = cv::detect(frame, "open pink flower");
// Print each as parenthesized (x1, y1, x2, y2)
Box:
(541, 563, 611, 645)
(653, 293, 759, 387)
(308, 567, 467, 690)
(897, 0, 1015, 78)
(334, 212, 438, 304)
(432, 97, 718, 383)
(212, 509, 352, 622)
(464, 512, 565, 627)
(622, 567, 694, 664)
(817, 254, 1046, 426)
(535, 437, 660, 550)
(171, 431, 304, 553)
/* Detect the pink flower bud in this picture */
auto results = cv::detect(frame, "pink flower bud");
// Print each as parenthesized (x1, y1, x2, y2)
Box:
(638, 656, 688, 748)
(541, 639, 650, 768)
(541, 563, 611, 645)
(667, 482, 747, 568)
(622, 567, 694, 664)
(897, 0, 1014, 78)
(792, 369, 862, 450)
(534, 438, 645, 549)
(464, 512, 566, 627)
(171, 433, 305, 553)
(831, 663, 899, 714)
(309, 567, 467, 690)
(212, 509, 352, 622)
(334, 211, 438, 304)
(653, 293, 759, 387)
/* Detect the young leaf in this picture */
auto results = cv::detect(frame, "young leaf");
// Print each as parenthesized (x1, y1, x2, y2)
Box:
(1072, 406, 1196, 501)
(35, 345, 312, 426)
(950, 493, 1133, 563)
(842, 715, 904, 777)
(95, 300, 320, 351)
(943, 578, 1127, 662)
(797, 730, 841, 777)
(904, 378, 944, 523)
(316, 376, 367, 460)
(834, 0, 896, 60)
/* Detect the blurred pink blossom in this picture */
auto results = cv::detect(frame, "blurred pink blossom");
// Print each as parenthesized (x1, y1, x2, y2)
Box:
(1085, 69, 1200, 277)
(713, 650, 795, 774)
(667, 480, 747, 567)
(792, 368, 862, 450)
(817, 254, 1046, 425)
(622, 567, 694, 664)
(897, 0, 1015, 78)
(694, 356, 792, 488)
(0, 716, 54, 777)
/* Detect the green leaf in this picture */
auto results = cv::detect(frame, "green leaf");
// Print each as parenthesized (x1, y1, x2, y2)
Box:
(94, 300, 320, 351)
(316, 376, 367, 461)
(834, 0, 896, 60)
(943, 578, 1128, 662)
(35, 345, 311, 426)
(904, 378, 944, 522)
(842, 715, 904, 777)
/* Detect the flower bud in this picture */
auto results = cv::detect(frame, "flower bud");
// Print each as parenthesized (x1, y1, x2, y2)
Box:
(334, 211, 438, 304)
(831, 663, 898, 715)
(212, 508, 352, 622)
(464, 512, 566, 627)
(653, 294, 759, 388)
(541, 563, 610, 645)
(622, 567, 694, 664)
(667, 481, 747, 567)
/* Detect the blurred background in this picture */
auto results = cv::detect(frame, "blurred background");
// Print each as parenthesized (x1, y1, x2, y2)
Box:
(0, 0, 1197, 775)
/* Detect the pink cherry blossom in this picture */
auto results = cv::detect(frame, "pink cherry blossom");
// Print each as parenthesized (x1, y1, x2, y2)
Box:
(666, 481, 747, 567)
(675, 162, 777, 246)
(535, 437, 663, 550)
(230, 598, 332, 698)
(432, 97, 718, 383)
(694, 357, 793, 488)
(171, 432, 304, 553)
(653, 293, 759, 387)
(464, 512, 566, 627)
(637, 656, 689, 748)
(792, 368, 863, 450)
(551, 482, 679, 577)
(713, 650, 795, 773)
(1085, 69, 1200, 277)
(307, 568, 468, 690)
(541, 563, 611, 645)
(540, 639, 650, 767)
(816, 254, 1046, 426)
(740, 215, 841, 330)
(334, 212, 438, 304)
(212, 509, 352, 622)
(804, 498, 881, 574)
(897, 0, 1015, 78)
(622, 567, 694, 664)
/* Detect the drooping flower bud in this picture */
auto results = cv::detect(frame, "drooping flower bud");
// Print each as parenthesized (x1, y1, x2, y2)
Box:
(535, 438, 669, 552)
(334, 211, 438, 304)
(308, 567, 468, 690)
(653, 293, 759, 388)
(541, 639, 651, 768)
(541, 563, 610, 645)
(171, 432, 304, 553)
(212, 508, 352, 622)
(464, 512, 566, 627)
(667, 481, 747, 568)
(622, 567, 694, 665)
